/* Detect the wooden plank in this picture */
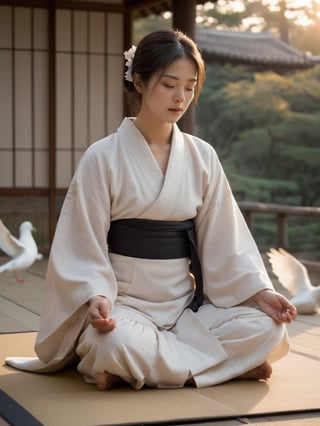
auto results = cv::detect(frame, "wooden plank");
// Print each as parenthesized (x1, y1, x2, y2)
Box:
(286, 313, 320, 360)
(0, 260, 45, 315)
(0, 297, 39, 333)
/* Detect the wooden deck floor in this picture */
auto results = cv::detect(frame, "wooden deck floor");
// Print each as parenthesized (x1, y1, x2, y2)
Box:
(0, 256, 319, 425)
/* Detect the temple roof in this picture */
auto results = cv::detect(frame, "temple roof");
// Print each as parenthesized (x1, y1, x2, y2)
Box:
(196, 27, 314, 71)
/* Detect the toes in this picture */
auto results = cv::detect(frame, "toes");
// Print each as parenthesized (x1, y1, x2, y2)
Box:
(259, 361, 273, 379)
(237, 362, 273, 381)
(96, 371, 109, 390)
(96, 371, 122, 390)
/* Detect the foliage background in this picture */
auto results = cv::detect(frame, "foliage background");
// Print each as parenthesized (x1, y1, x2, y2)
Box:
(196, 64, 320, 254)
(133, 1, 320, 256)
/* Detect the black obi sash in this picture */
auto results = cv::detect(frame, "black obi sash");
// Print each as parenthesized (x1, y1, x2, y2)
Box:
(107, 218, 203, 312)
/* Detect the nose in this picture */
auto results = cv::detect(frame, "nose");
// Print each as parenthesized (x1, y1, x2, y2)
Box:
(174, 87, 185, 103)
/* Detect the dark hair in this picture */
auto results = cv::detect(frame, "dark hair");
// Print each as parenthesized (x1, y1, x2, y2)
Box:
(124, 29, 206, 114)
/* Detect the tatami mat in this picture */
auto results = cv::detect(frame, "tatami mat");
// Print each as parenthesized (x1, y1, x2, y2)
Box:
(1, 332, 320, 426)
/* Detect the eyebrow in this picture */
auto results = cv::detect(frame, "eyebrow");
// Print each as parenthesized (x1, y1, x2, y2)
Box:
(162, 73, 198, 82)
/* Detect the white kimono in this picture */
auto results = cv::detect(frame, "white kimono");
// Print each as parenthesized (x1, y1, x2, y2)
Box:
(6, 118, 289, 388)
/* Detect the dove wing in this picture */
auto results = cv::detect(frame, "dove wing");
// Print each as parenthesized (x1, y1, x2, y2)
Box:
(267, 248, 313, 295)
(0, 220, 24, 258)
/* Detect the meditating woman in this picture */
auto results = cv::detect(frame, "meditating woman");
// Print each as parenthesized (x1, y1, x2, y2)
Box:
(6, 29, 297, 390)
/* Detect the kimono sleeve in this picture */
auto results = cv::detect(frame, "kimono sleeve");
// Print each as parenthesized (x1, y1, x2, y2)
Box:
(195, 150, 274, 308)
(35, 140, 118, 365)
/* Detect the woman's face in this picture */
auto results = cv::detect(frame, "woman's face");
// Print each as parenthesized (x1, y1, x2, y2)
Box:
(136, 57, 197, 125)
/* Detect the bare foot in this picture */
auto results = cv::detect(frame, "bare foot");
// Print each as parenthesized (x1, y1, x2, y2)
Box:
(96, 371, 122, 390)
(237, 361, 272, 381)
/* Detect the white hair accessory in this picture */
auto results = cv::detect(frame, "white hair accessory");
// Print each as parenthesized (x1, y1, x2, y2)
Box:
(124, 45, 137, 82)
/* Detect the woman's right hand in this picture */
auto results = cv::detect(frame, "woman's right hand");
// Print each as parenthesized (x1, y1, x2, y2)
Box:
(87, 295, 116, 332)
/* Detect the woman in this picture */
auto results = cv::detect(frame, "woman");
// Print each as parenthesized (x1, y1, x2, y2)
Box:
(6, 30, 296, 390)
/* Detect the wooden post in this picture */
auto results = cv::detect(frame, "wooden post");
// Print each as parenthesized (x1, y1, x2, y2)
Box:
(277, 213, 288, 248)
(172, 0, 197, 135)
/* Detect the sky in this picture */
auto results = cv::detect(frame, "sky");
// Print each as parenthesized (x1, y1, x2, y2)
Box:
(196, 0, 320, 29)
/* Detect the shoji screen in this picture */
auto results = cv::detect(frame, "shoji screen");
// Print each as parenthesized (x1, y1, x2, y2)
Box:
(0, 5, 123, 190)
(0, 6, 49, 188)
(55, 9, 123, 188)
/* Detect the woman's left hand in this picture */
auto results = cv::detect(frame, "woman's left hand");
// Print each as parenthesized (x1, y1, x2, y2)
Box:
(252, 289, 297, 324)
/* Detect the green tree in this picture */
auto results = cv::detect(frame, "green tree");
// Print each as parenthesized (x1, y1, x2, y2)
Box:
(133, 14, 170, 44)
(197, 64, 320, 206)
(196, 1, 320, 54)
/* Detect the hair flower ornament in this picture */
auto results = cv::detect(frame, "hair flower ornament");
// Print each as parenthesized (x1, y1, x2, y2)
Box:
(124, 45, 137, 82)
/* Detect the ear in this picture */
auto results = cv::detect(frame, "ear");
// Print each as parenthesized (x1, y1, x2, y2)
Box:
(133, 74, 144, 94)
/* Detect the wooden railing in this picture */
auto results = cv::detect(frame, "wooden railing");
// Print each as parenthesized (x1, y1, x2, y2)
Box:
(238, 201, 320, 248)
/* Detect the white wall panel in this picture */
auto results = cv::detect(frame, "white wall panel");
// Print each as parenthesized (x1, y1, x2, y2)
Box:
(35, 151, 49, 187)
(0, 152, 13, 187)
(74, 11, 88, 52)
(107, 55, 123, 132)
(0, 5, 125, 191)
(56, 53, 72, 149)
(56, 9, 71, 51)
(15, 151, 32, 186)
(74, 150, 85, 171)
(34, 51, 49, 149)
(0, 51, 13, 149)
(107, 13, 123, 54)
(0, 6, 12, 48)
(74, 54, 89, 149)
(89, 12, 105, 53)
(33, 8, 48, 50)
(14, 7, 31, 49)
(15, 51, 32, 149)
(89, 55, 105, 143)
(56, 151, 72, 187)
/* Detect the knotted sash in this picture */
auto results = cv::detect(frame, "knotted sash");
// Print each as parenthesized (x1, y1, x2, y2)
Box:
(107, 218, 203, 312)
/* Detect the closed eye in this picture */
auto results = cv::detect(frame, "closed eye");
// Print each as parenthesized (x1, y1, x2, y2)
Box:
(163, 83, 195, 92)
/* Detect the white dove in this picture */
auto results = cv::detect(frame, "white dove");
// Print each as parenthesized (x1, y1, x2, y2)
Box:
(267, 247, 320, 315)
(0, 220, 43, 282)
